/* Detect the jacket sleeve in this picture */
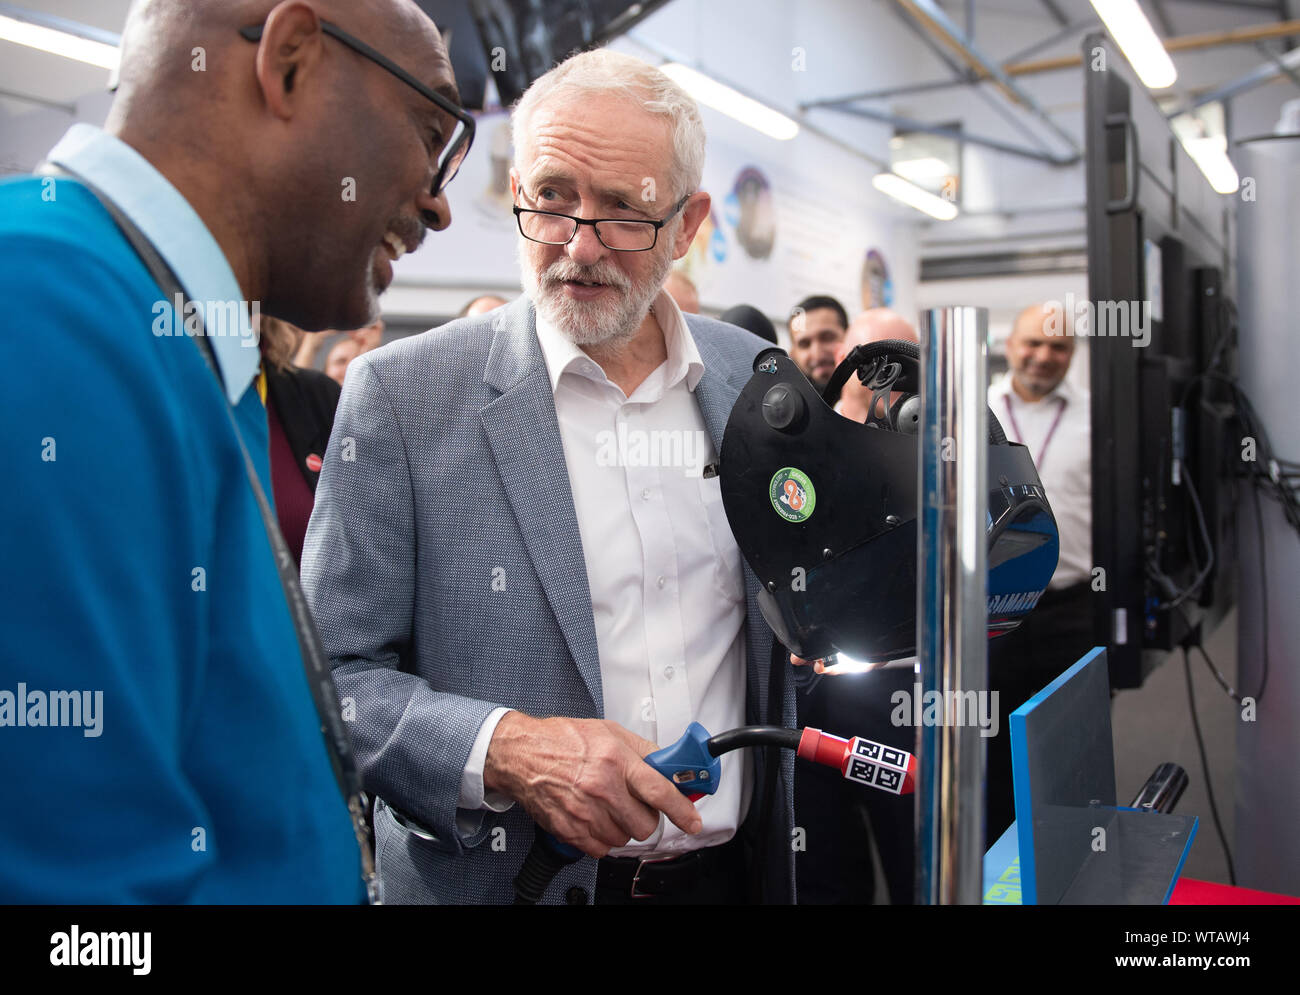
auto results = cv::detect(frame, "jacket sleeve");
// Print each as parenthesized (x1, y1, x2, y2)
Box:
(300, 354, 504, 853)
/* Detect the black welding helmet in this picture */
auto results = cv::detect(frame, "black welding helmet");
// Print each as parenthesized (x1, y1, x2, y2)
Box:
(717, 339, 1060, 662)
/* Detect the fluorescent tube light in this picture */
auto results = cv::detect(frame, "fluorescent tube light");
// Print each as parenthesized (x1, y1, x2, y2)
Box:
(1090, 0, 1177, 89)
(872, 171, 959, 221)
(0, 13, 119, 70)
(660, 62, 799, 141)
(1170, 108, 1239, 194)
(892, 156, 952, 183)
(1181, 136, 1239, 194)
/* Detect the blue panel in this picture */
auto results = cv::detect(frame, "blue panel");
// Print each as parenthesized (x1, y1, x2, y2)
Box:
(1010, 646, 1109, 906)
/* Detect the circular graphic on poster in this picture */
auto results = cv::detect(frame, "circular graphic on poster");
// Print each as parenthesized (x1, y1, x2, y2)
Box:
(722, 166, 775, 260)
(861, 248, 894, 310)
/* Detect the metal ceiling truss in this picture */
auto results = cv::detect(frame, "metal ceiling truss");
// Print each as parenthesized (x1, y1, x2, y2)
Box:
(893, 0, 1082, 156)
(803, 0, 1300, 171)
(1170, 41, 1300, 113)
(802, 0, 1083, 168)
(829, 103, 1071, 165)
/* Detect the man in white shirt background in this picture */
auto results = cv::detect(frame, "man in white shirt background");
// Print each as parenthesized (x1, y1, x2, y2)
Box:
(985, 301, 1095, 835)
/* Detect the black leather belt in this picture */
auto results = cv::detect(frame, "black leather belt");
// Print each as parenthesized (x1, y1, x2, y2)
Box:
(596, 837, 744, 899)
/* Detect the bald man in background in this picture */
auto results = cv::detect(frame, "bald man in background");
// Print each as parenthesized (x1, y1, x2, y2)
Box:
(834, 307, 919, 421)
(989, 303, 1091, 614)
(460, 293, 509, 317)
(0, 0, 464, 901)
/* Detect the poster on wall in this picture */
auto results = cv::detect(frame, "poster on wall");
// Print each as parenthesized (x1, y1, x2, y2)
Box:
(685, 142, 915, 323)
(861, 248, 894, 311)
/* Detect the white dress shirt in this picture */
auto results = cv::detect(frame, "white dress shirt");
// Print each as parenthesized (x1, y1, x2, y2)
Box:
(459, 290, 751, 857)
(988, 372, 1092, 589)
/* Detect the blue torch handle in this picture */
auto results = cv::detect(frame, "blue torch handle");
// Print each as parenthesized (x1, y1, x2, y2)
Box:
(540, 721, 719, 860)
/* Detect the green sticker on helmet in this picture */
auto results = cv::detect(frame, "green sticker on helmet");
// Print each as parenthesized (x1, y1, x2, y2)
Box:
(770, 467, 815, 522)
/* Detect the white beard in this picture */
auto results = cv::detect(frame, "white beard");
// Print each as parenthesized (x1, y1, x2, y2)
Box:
(519, 238, 674, 349)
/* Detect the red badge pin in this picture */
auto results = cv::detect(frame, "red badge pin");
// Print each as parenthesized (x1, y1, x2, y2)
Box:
(306, 454, 323, 473)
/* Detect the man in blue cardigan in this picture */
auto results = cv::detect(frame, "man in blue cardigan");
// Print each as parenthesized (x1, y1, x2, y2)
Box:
(0, 0, 464, 902)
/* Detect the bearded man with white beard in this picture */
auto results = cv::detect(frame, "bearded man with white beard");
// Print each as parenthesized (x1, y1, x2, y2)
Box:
(301, 49, 798, 906)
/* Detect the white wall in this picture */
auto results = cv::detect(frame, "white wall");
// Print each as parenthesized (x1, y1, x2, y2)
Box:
(0, 89, 111, 175)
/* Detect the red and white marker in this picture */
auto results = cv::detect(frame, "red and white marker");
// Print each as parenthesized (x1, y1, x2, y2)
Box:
(796, 727, 917, 795)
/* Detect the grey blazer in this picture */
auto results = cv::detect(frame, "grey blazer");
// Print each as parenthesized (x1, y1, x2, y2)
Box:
(301, 295, 796, 905)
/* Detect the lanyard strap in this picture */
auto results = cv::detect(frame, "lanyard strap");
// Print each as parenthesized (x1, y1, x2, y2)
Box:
(1002, 392, 1067, 473)
(40, 162, 381, 905)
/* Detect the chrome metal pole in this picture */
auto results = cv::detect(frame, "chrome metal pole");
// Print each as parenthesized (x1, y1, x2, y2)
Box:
(916, 305, 989, 905)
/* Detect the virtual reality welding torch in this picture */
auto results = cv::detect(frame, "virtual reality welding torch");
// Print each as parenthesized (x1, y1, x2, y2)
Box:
(511, 720, 915, 904)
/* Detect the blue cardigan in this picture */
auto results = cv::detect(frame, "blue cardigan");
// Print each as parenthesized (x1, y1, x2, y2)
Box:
(0, 174, 363, 903)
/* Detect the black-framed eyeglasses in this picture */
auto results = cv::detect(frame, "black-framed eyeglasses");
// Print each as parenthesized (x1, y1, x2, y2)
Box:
(239, 19, 475, 195)
(513, 195, 690, 252)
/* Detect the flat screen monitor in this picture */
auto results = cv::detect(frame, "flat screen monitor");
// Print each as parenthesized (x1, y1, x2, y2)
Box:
(1083, 33, 1238, 689)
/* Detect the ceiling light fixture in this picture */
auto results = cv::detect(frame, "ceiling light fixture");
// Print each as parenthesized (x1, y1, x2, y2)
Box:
(660, 62, 799, 141)
(1090, 0, 1177, 89)
(872, 171, 959, 221)
(0, 10, 120, 71)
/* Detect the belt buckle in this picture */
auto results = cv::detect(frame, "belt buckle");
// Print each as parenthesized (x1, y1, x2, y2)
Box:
(630, 853, 678, 899)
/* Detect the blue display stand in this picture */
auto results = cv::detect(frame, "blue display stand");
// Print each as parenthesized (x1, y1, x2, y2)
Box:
(983, 647, 1197, 904)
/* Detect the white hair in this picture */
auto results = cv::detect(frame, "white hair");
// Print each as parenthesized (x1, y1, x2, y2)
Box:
(511, 49, 706, 203)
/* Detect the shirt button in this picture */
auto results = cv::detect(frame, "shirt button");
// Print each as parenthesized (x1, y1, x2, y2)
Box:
(642, 488, 652, 501)
(664, 666, 675, 679)
(656, 576, 666, 589)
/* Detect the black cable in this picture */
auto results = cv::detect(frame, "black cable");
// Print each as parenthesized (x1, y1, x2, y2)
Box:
(1148, 470, 1215, 611)
(1145, 364, 1226, 614)
(1201, 372, 1280, 704)
(1172, 602, 1239, 702)
(512, 830, 579, 905)
(1248, 481, 1270, 704)
(1159, 360, 1290, 712)
(1172, 603, 1238, 702)
(1182, 648, 1236, 886)
(1198, 373, 1300, 537)
(1192, 643, 1239, 703)
(706, 725, 802, 756)
(1203, 296, 1236, 374)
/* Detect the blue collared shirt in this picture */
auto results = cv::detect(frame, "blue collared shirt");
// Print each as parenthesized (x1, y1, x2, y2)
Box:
(0, 126, 364, 903)
(47, 124, 260, 406)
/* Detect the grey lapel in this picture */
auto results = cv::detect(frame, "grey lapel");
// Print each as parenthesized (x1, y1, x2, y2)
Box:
(480, 299, 603, 715)
(687, 318, 771, 719)
(692, 366, 740, 458)
(686, 314, 746, 453)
